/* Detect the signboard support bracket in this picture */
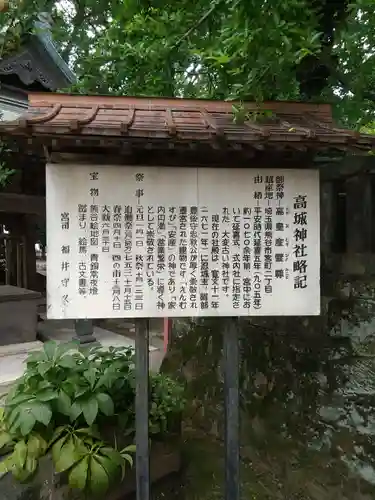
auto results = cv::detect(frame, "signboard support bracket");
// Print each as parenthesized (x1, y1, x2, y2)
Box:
(135, 317, 150, 500)
(224, 317, 240, 500)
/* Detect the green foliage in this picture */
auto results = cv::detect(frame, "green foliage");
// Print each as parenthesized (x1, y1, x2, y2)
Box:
(0, 341, 184, 496)
(0, 1, 374, 127)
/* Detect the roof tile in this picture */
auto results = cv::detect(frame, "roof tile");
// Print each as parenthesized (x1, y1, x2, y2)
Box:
(0, 93, 374, 154)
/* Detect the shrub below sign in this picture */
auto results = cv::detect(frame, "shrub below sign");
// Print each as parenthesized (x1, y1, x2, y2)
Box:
(0, 341, 184, 496)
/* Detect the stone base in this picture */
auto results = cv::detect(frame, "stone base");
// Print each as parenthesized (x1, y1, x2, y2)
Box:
(0, 286, 41, 346)
(0, 341, 44, 399)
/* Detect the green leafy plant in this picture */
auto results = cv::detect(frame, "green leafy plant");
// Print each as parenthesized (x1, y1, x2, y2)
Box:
(0, 341, 184, 496)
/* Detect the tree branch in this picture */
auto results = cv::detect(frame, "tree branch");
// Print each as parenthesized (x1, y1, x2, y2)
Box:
(60, 0, 86, 62)
(172, 0, 225, 49)
(329, 59, 375, 104)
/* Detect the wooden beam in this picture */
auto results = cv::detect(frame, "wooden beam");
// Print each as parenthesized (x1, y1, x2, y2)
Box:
(0, 193, 45, 216)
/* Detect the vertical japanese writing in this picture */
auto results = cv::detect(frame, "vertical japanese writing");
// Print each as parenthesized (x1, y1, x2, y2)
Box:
(146, 206, 155, 291)
(135, 204, 144, 311)
(89, 204, 99, 247)
(112, 254, 121, 311)
(167, 207, 177, 311)
(76, 175, 88, 297)
(123, 206, 133, 311)
(179, 206, 188, 312)
(293, 194, 308, 290)
(61, 211, 69, 230)
(90, 253, 99, 295)
(274, 176, 287, 281)
(189, 207, 198, 310)
(221, 207, 230, 299)
(135, 171, 144, 204)
(78, 204, 87, 231)
(156, 206, 166, 312)
(78, 204, 88, 256)
(200, 206, 209, 311)
(113, 205, 122, 251)
(232, 208, 241, 310)
(60, 244, 70, 306)
(89, 171, 99, 196)
(88, 171, 99, 296)
(242, 207, 251, 309)
(101, 205, 110, 253)
(78, 261, 87, 296)
(211, 213, 220, 310)
(264, 175, 273, 295)
(253, 174, 263, 310)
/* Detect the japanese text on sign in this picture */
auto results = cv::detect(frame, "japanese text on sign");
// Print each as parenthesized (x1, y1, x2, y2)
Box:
(47, 165, 320, 319)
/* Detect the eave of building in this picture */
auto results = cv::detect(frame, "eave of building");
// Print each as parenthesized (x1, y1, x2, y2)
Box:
(0, 18, 76, 93)
(0, 92, 374, 167)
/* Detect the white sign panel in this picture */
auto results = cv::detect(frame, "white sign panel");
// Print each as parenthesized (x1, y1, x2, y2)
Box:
(46, 164, 320, 319)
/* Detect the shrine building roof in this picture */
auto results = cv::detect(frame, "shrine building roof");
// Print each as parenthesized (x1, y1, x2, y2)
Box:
(0, 92, 374, 164)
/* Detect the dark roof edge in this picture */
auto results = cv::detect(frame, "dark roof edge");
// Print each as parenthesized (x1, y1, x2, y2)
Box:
(33, 19, 76, 87)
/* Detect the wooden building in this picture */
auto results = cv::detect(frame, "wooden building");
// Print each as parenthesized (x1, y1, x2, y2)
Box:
(1, 91, 375, 500)
(1, 93, 375, 290)
(0, 13, 75, 290)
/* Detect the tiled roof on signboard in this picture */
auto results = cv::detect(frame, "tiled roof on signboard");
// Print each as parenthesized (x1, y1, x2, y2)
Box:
(0, 93, 374, 154)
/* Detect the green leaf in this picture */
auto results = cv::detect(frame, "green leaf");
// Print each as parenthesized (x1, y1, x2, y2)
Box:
(88, 457, 109, 494)
(82, 398, 99, 426)
(56, 341, 80, 357)
(29, 403, 52, 427)
(122, 444, 136, 454)
(52, 434, 69, 463)
(59, 355, 79, 369)
(70, 402, 83, 422)
(54, 437, 80, 473)
(19, 411, 36, 436)
(0, 431, 13, 449)
(69, 456, 89, 490)
(6, 393, 34, 407)
(100, 447, 123, 467)
(76, 427, 100, 439)
(26, 351, 45, 364)
(95, 454, 119, 481)
(84, 368, 98, 389)
(27, 434, 47, 458)
(121, 453, 133, 467)
(37, 362, 53, 377)
(0, 456, 12, 474)
(14, 440, 27, 468)
(12, 455, 38, 483)
(43, 341, 57, 360)
(96, 393, 114, 416)
(50, 426, 68, 446)
(57, 391, 72, 416)
(37, 390, 57, 402)
(24, 456, 38, 475)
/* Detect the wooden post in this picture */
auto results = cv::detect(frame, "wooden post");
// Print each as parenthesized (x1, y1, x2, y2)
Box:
(163, 317, 171, 353)
(223, 317, 240, 500)
(135, 318, 150, 500)
(4, 238, 11, 285)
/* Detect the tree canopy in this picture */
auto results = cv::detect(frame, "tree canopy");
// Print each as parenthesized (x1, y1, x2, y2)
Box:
(1, 0, 375, 128)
